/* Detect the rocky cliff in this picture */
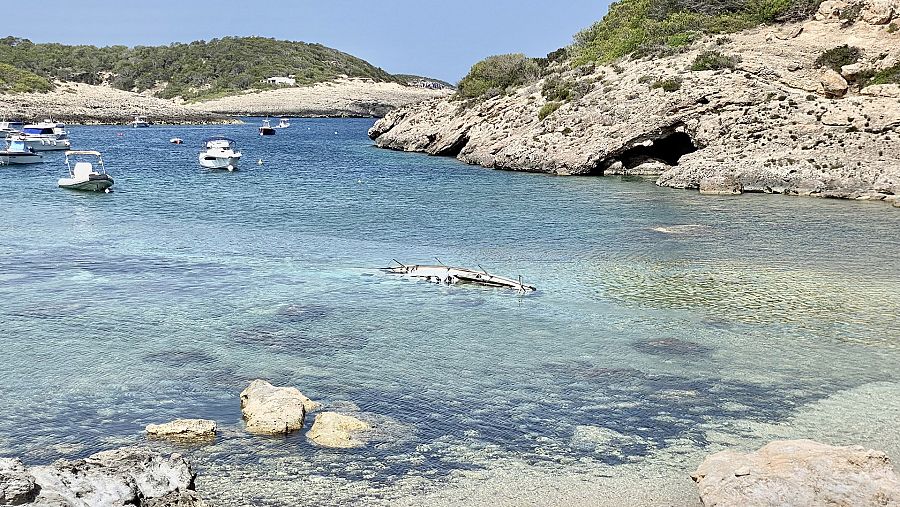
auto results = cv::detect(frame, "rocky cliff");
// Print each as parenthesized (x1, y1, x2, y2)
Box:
(369, 1, 900, 204)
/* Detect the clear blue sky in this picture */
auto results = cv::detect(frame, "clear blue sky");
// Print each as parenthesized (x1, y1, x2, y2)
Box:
(12, 0, 607, 82)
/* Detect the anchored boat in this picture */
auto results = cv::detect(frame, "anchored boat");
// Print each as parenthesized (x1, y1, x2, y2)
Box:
(59, 151, 114, 192)
(259, 118, 276, 136)
(275, 118, 291, 129)
(17, 120, 71, 151)
(198, 137, 242, 171)
(0, 138, 43, 165)
(131, 115, 151, 128)
(382, 261, 536, 293)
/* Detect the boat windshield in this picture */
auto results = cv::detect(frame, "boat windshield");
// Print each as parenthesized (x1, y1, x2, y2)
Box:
(205, 138, 235, 149)
(23, 127, 54, 135)
(6, 140, 29, 152)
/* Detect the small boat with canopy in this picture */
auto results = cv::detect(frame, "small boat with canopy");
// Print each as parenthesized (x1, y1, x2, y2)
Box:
(0, 138, 43, 165)
(259, 118, 276, 136)
(58, 151, 114, 192)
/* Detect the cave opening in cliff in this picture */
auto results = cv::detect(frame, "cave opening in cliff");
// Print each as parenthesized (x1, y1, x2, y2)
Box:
(620, 132, 698, 167)
(434, 134, 470, 157)
(594, 131, 698, 175)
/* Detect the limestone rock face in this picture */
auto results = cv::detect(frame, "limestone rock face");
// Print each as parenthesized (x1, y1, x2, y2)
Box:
(369, 18, 900, 204)
(820, 69, 849, 97)
(306, 412, 372, 448)
(146, 419, 217, 440)
(692, 440, 900, 507)
(700, 176, 744, 195)
(0, 458, 38, 505)
(861, 0, 895, 23)
(239, 379, 320, 435)
(13, 447, 202, 506)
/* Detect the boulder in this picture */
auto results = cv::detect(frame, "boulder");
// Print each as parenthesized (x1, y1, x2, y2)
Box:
(146, 419, 217, 440)
(893, 199, 900, 207)
(861, 0, 895, 24)
(306, 412, 372, 448)
(699, 176, 743, 195)
(692, 440, 900, 507)
(239, 379, 320, 435)
(840, 62, 867, 79)
(0, 458, 38, 505)
(816, 0, 848, 20)
(820, 69, 849, 97)
(23, 447, 201, 506)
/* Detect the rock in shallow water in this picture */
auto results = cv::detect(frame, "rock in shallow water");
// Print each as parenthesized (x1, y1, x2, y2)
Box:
(2, 447, 203, 506)
(306, 412, 372, 448)
(692, 439, 900, 506)
(240, 379, 321, 435)
(146, 419, 217, 440)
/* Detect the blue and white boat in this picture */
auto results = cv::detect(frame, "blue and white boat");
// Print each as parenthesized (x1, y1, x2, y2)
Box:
(0, 138, 43, 165)
(17, 120, 71, 151)
(198, 137, 242, 171)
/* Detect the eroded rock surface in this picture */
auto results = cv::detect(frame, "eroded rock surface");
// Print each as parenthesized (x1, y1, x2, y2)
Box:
(306, 412, 372, 449)
(369, 6, 900, 203)
(0, 447, 203, 506)
(239, 379, 321, 435)
(692, 439, 900, 506)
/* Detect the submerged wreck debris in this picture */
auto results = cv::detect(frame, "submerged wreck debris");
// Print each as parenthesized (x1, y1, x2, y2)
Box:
(382, 260, 536, 293)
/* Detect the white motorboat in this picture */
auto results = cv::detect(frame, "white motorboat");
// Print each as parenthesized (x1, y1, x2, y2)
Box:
(259, 118, 276, 136)
(58, 151, 114, 192)
(131, 115, 151, 128)
(170, 138, 184, 144)
(198, 137, 242, 171)
(275, 118, 291, 129)
(18, 120, 71, 151)
(0, 139, 43, 165)
(0, 120, 23, 138)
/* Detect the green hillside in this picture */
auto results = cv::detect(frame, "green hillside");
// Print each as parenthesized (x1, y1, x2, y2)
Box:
(0, 36, 403, 99)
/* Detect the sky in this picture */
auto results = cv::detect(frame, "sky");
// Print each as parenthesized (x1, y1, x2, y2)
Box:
(12, 0, 607, 82)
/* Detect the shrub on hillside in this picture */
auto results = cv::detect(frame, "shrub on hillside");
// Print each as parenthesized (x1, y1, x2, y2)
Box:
(691, 50, 741, 70)
(572, 0, 826, 64)
(456, 53, 541, 100)
(814, 45, 861, 71)
(867, 63, 900, 85)
(651, 76, 683, 92)
(0, 63, 54, 93)
(538, 101, 563, 120)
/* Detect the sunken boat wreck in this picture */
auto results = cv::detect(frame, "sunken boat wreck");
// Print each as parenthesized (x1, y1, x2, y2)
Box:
(383, 261, 536, 293)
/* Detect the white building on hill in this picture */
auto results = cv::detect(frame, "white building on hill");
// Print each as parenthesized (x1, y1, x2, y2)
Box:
(265, 76, 296, 86)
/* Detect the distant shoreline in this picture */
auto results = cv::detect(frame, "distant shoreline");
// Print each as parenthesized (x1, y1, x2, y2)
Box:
(0, 78, 450, 127)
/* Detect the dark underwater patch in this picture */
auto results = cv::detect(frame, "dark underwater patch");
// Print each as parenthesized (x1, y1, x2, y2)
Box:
(632, 337, 713, 357)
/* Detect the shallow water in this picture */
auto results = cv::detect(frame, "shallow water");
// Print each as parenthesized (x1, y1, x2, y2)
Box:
(1, 119, 898, 505)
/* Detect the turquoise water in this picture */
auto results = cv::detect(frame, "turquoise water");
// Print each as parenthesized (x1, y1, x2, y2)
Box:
(1, 119, 898, 505)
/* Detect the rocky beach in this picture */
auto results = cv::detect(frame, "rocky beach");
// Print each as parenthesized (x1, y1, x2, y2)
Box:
(0, 79, 448, 125)
(369, 0, 900, 205)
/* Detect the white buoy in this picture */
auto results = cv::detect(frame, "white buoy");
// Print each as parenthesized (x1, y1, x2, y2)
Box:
(227, 165, 234, 172)
(257, 159, 263, 165)
(357, 179, 362, 184)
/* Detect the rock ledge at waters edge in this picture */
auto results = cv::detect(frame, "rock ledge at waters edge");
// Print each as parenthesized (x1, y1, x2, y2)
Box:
(0, 447, 204, 506)
(146, 419, 217, 441)
(692, 439, 900, 506)
(368, 1, 900, 204)
(239, 379, 322, 435)
(306, 412, 373, 449)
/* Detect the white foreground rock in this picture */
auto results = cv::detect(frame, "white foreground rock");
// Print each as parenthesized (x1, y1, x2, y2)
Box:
(306, 412, 372, 448)
(0, 447, 204, 506)
(239, 379, 321, 435)
(692, 439, 900, 506)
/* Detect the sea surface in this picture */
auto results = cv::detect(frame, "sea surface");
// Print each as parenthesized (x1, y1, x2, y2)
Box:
(1, 119, 898, 506)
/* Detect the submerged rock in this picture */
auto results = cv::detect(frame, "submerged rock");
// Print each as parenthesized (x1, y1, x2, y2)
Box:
(5, 447, 203, 506)
(306, 412, 372, 448)
(692, 439, 900, 506)
(0, 458, 37, 505)
(240, 379, 321, 435)
(146, 419, 217, 440)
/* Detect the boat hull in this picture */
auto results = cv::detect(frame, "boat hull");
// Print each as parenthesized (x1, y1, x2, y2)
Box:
(198, 153, 241, 170)
(22, 138, 71, 151)
(0, 153, 43, 165)
(259, 128, 276, 136)
(58, 175, 114, 192)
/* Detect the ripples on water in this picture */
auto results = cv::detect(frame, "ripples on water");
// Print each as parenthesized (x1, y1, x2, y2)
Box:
(0, 119, 898, 505)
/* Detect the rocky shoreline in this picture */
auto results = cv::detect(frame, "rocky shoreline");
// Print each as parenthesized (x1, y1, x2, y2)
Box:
(369, 1, 900, 205)
(189, 77, 451, 118)
(0, 78, 449, 125)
